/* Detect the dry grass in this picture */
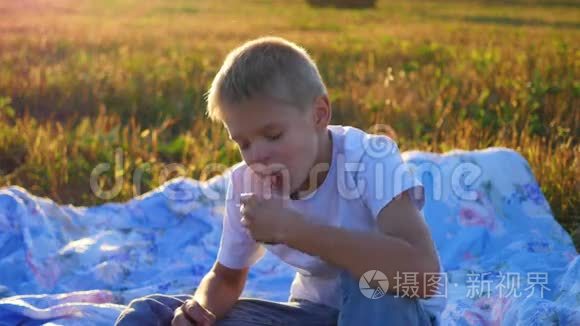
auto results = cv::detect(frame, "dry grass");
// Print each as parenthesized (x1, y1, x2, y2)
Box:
(0, 0, 578, 248)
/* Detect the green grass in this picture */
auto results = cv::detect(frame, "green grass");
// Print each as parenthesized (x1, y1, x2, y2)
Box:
(0, 0, 578, 249)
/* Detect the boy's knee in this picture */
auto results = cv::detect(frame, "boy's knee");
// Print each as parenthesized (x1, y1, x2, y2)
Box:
(129, 295, 166, 309)
(127, 296, 154, 310)
(115, 294, 186, 326)
(117, 296, 162, 322)
(135, 294, 190, 307)
(141, 294, 170, 302)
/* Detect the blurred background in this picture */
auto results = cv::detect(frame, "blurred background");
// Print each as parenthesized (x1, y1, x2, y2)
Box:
(0, 0, 577, 247)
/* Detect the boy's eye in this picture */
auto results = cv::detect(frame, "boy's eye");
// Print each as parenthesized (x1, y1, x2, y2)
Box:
(266, 132, 282, 141)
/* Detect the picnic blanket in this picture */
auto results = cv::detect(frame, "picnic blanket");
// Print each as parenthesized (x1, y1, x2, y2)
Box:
(0, 147, 578, 325)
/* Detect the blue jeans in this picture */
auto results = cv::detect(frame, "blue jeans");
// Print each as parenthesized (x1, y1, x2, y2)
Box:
(115, 271, 434, 325)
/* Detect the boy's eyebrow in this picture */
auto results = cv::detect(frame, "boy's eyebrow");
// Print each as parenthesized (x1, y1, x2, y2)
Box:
(230, 123, 282, 142)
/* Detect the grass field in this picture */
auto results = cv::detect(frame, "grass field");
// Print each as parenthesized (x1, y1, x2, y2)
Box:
(0, 0, 578, 248)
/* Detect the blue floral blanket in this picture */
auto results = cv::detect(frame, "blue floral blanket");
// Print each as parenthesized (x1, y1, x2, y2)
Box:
(0, 147, 578, 325)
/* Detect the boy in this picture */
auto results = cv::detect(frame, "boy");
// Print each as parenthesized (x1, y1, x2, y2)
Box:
(116, 36, 446, 326)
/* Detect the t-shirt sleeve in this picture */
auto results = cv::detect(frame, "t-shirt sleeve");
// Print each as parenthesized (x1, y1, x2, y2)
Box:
(216, 174, 265, 269)
(356, 136, 425, 220)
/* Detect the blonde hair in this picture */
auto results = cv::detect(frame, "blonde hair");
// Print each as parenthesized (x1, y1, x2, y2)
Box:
(205, 36, 327, 121)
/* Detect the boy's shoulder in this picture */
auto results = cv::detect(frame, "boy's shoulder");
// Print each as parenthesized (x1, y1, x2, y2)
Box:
(228, 161, 250, 188)
(329, 124, 400, 164)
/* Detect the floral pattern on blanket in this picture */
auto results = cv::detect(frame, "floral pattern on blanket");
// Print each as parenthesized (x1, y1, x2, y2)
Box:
(0, 147, 578, 325)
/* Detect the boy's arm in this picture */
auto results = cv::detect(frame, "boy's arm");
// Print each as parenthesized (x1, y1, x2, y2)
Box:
(192, 261, 248, 320)
(282, 190, 440, 298)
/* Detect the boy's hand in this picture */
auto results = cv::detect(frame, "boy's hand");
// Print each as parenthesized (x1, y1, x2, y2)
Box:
(239, 193, 305, 244)
(172, 299, 216, 326)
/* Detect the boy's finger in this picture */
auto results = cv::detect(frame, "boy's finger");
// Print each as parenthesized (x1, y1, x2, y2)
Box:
(189, 307, 211, 325)
(191, 301, 216, 324)
(172, 310, 194, 326)
(180, 304, 199, 325)
(201, 308, 216, 323)
(240, 202, 254, 218)
(240, 193, 257, 205)
(240, 216, 250, 228)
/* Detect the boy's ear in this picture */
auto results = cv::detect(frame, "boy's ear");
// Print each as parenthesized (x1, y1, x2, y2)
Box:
(311, 94, 331, 130)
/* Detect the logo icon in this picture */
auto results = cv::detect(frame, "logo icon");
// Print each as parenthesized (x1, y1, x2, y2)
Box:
(359, 270, 389, 299)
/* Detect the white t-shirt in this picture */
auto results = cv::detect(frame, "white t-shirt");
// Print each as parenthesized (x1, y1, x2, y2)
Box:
(216, 125, 446, 319)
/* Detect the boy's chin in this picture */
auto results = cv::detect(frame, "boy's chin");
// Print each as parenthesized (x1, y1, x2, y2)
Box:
(289, 190, 301, 200)
(287, 178, 311, 199)
(265, 172, 310, 199)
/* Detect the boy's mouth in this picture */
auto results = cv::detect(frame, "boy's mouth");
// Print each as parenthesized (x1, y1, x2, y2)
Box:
(253, 168, 288, 192)
(263, 171, 300, 199)
(271, 172, 283, 190)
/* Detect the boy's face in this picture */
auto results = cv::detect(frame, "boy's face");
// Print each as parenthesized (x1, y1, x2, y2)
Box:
(220, 96, 328, 196)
